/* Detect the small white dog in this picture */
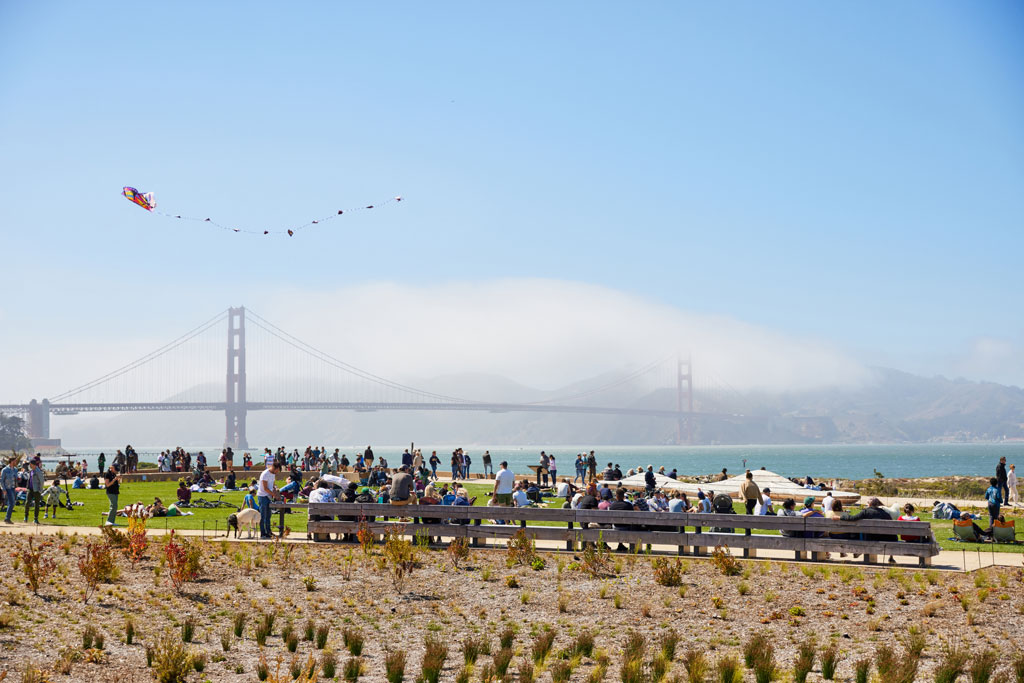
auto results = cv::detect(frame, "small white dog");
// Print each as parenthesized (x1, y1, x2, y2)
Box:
(227, 508, 261, 538)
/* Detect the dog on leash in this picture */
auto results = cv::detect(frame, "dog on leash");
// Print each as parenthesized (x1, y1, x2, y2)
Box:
(227, 508, 261, 538)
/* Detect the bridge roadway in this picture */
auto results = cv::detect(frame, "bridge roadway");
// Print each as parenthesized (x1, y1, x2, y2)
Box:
(0, 401, 742, 420)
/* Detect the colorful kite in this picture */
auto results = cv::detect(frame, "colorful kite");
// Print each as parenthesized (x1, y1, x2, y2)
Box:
(121, 186, 401, 237)
(122, 186, 156, 211)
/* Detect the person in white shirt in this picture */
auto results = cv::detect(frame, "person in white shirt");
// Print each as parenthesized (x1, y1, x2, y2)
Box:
(492, 461, 516, 506)
(755, 487, 773, 515)
(821, 490, 835, 515)
(556, 479, 570, 498)
(1008, 464, 1018, 505)
(257, 460, 281, 539)
(512, 481, 530, 507)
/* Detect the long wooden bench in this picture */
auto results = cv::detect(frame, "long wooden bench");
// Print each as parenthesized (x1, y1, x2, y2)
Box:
(270, 502, 940, 566)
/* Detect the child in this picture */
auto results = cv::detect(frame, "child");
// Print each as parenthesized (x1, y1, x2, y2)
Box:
(43, 480, 63, 519)
(242, 487, 257, 510)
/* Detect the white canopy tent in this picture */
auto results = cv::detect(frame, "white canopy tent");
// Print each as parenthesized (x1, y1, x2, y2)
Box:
(598, 469, 860, 504)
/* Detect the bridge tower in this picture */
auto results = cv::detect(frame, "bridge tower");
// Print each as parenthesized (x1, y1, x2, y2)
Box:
(676, 356, 693, 445)
(225, 307, 249, 449)
(26, 399, 50, 439)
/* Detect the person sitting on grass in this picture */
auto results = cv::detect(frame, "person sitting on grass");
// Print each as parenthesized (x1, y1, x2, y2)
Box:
(176, 480, 192, 505)
(224, 471, 237, 491)
(148, 497, 167, 517)
(512, 481, 531, 508)
(72, 474, 84, 489)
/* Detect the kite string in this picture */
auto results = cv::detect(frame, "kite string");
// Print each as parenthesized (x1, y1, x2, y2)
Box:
(150, 195, 401, 235)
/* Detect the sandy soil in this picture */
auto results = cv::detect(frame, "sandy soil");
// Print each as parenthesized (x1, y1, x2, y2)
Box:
(1, 531, 1023, 682)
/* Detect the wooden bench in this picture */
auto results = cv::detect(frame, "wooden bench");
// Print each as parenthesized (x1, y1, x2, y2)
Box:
(270, 503, 940, 566)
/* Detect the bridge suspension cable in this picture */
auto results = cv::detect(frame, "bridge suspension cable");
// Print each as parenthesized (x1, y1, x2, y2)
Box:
(49, 309, 229, 403)
(245, 309, 478, 404)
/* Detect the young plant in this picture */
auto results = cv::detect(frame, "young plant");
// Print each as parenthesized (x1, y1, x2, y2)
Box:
(683, 648, 708, 683)
(385, 648, 407, 683)
(421, 634, 448, 683)
(793, 638, 816, 683)
(820, 642, 841, 681)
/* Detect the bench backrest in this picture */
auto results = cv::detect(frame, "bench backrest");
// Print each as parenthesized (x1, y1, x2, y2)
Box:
(279, 502, 933, 538)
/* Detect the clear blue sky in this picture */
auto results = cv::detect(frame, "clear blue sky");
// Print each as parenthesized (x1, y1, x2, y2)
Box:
(2, 1, 1023, 396)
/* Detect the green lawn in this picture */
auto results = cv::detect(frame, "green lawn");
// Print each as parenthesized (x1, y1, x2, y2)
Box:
(35, 480, 1024, 552)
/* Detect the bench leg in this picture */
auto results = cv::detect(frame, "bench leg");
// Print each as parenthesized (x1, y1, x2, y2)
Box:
(863, 554, 878, 565)
(810, 551, 825, 562)
(677, 545, 686, 556)
(693, 546, 705, 557)
(919, 556, 931, 567)
(794, 551, 805, 561)
(747, 548, 758, 559)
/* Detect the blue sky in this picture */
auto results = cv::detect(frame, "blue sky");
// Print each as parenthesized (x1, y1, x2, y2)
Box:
(1, 1, 1023, 399)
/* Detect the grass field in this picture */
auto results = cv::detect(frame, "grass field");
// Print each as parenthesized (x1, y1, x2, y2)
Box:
(27, 479, 1024, 551)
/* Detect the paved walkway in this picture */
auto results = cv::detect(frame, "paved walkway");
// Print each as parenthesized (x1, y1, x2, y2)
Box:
(1, 521, 1021, 573)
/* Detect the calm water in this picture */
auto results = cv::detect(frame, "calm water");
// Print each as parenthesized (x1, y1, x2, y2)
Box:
(53, 443, 1024, 480)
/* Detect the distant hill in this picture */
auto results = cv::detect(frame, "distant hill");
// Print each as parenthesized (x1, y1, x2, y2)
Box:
(52, 368, 1024, 447)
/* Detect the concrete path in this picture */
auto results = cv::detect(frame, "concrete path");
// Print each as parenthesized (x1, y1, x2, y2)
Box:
(1, 520, 1021, 573)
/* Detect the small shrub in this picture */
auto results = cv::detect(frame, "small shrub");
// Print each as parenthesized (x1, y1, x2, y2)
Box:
(220, 629, 232, 652)
(344, 656, 365, 682)
(191, 650, 207, 672)
(422, 634, 448, 683)
(969, 650, 998, 683)
(506, 528, 540, 567)
(303, 618, 315, 642)
(854, 657, 871, 683)
(711, 545, 741, 576)
(152, 632, 193, 683)
(316, 623, 330, 650)
(902, 626, 927, 660)
(463, 635, 488, 665)
(385, 648, 407, 683)
(551, 660, 573, 683)
(287, 630, 299, 653)
(343, 626, 365, 656)
(164, 531, 203, 593)
(683, 647, 708, 683)
(78, 540, 119, 603)
(569, 631, 595, 659)
(934, 641, 969, 683)
(623, 630, 647, 665)
(531, 629, 556, 664)
(652, 557, 684, 586)
(448, 536, 471, 569)
(181, 615, 196, 643)
(125, 617, 136, 645)
(660, 629, 680, 662)
(650, 652, 670, 683)
(82, 624, 97, 650)
(716, 654, 741, 683)
(519, 658, 535, 683)
(752, 642, 775, 683)
(820, 642, 841, 680)
(233, 611, 247, 638)
(743, 632, 770, 669)
(322, 649, 338, 679)
(494, 647, 513, 676)
(1012, 650, 1024, 683)
(794, 638, 815, 683)
(19, 537, 57, 595)
(499, 625, 516, 649)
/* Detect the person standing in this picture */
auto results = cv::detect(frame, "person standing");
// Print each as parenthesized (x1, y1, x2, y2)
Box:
(539, 452, 550, 487)
(587, 451, 597, 482)
(547, 454, 557, 485)
(429, 451, 440, 480)
(363, 446, 374, 470)
(739, 470, 763, 515)
(1008, 464, 1018, 506)
(103, 466, 121, 526)
(97, 452, 106, 474)
(573, 454, 585, 484)
(23, 461, 45, 524)
(996, 457, 1009, 508)
(1, 458, 17, 524)
(482, 450, 493, 477)
(258, 460, 281, 539)
(984, 477, 1002, 531)
(493, 461, 515, 506)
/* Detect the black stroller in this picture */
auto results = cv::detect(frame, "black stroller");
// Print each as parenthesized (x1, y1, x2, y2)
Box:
(711, 493, 735, 533)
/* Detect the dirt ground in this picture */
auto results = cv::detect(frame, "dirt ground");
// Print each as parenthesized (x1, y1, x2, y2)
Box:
(1, 530, 1023, 682)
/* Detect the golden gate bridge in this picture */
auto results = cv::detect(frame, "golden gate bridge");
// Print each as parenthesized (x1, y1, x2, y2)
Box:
(2, 307, 768, 448)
